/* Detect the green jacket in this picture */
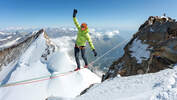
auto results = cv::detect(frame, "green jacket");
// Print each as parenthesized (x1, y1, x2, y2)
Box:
(73, 17, 95, 50)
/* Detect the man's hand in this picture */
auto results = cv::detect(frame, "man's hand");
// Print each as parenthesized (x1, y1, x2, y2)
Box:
(93, 49, 97, 57)
(73, 9, 77, 17)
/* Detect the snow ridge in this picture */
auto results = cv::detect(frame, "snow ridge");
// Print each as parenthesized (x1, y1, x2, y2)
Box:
(0, 32, 101, 100)
(75, 65, 177, 100)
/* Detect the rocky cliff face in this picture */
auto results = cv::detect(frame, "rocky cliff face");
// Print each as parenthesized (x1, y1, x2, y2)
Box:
(0, 29, 44, 71)
(102, 16, 177, 81)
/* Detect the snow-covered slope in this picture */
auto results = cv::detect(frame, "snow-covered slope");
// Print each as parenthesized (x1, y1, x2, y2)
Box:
(1, 28, 177, 100)
(0, 32, 101, 100)
(74, 64, 177, 100)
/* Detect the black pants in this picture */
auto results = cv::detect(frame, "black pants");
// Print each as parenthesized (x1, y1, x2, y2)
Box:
(74, 46, 88, 68)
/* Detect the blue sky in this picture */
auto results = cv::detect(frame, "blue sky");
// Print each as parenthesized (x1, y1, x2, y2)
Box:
(0, 0, 177, 30)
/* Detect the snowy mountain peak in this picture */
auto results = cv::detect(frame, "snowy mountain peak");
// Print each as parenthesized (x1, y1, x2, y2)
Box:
(0, 29, 101, 100)
(103, 15, 177, 80)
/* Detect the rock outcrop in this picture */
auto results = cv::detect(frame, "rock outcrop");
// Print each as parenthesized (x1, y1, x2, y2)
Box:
(0, 29, 44, 71)
(102, 16, 177, 81)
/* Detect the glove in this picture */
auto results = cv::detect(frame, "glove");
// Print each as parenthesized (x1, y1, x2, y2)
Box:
(73, 9, 77, 17)
(93, 49, 97, 57)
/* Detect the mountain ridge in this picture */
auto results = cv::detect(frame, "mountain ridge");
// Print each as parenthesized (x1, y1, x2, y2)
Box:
(103, 15, 177, 81)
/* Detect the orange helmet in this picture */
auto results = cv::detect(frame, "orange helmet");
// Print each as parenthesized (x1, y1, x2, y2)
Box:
(81, 23, 87, 31)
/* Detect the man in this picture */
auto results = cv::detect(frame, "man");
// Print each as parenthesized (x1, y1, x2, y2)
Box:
(73, 9, 97, 71)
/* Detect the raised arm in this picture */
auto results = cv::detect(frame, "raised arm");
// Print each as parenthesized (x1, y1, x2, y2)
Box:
(73, 9, 80, 30)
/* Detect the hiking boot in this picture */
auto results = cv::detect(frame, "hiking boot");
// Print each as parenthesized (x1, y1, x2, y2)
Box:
(74, 68, 80, 71)
(84, 65, 88, 68)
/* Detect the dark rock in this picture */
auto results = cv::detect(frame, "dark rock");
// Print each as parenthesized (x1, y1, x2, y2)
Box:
(102, 16, 177, 81)
(0, 29, 44, 71)
(80, 84, 96, 96)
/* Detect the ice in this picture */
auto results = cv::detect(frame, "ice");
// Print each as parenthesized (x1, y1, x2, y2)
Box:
(130, 39, 150, 63)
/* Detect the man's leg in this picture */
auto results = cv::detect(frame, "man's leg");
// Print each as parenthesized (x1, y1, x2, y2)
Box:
(74, 47, 80, 69)
(81, 47, 88, 66)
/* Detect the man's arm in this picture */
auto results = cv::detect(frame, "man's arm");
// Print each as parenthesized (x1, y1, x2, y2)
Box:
(73, 9, 80, 30)
(86, 34, 97, 56)
(86, 33, 95, 50)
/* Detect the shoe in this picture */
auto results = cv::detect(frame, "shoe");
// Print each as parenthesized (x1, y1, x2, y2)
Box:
(74, 68, 80, 71)
(84, 65, 88, 68)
